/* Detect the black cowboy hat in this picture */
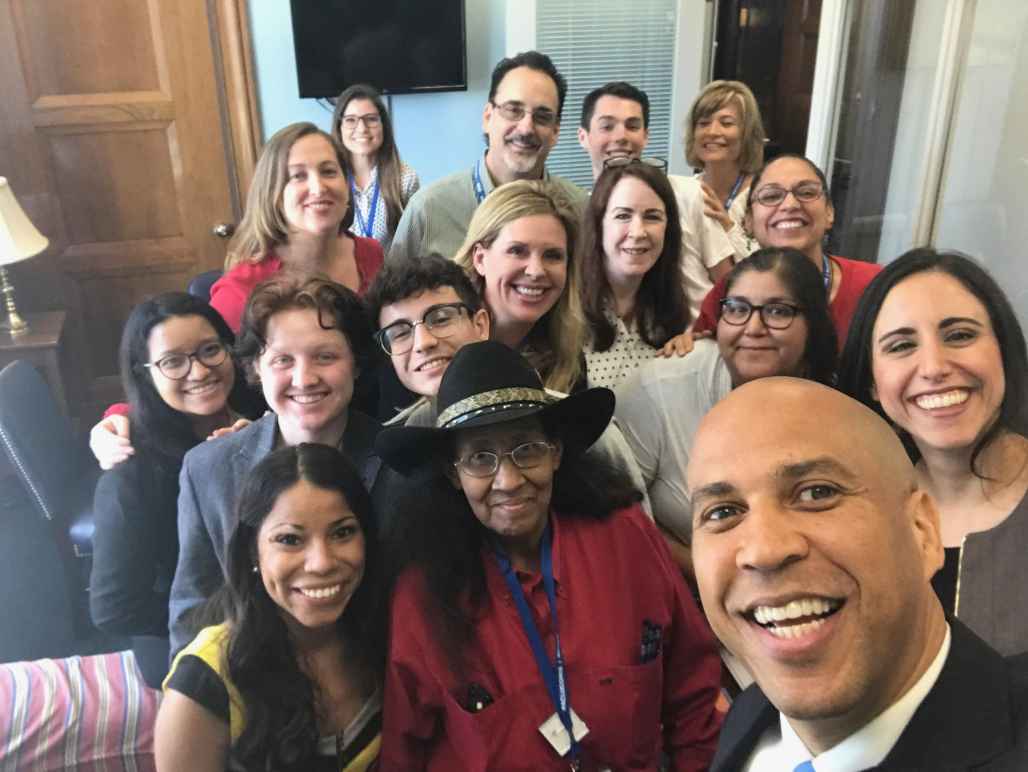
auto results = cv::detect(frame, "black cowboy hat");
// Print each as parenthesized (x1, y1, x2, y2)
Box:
(375, 340, 614, 477)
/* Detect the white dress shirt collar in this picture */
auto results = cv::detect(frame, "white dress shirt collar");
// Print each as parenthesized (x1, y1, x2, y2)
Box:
(745, 624, 952, 772)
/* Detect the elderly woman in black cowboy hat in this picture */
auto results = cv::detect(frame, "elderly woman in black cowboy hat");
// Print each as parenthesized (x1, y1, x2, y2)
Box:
(374, 340, 722, 771)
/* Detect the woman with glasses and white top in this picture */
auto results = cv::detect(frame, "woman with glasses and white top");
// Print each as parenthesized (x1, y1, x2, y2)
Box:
(578, 158, 693, 388)
(332, 84, 420, 253)
(692, 154, 882, 346)
(90, 293, 258, 688)
(616, 248, 838, 580)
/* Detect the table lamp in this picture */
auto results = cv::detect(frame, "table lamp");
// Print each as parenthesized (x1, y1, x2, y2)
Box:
(0, 177, 48, 334)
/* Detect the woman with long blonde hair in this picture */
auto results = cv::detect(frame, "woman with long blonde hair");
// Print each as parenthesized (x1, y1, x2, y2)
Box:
(454, 180, 587, 394)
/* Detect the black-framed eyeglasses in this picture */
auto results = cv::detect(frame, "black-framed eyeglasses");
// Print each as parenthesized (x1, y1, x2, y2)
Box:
(455, 440, 557, 478)
(751, 182, 825, 207)
(341, 113, 381, 130)
(376, 302, 472, 355)
(719, 298, 803, 330)
(489, 100, 558, 128)
(144, 341, 229, 379)
(602, 156, 668, 171)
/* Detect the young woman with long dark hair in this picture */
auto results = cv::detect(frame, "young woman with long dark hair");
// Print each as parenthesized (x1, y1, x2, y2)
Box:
(157, 443, 383, 771)
(331, 83, 419, 252)
(90, 292, 257, 687)
(838, 248, 1028, 655)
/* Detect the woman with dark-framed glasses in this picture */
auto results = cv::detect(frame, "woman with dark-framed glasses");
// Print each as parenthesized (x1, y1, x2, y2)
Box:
(374, 340, 722, 770)
(616, 248, 838, 580)
(90, 292, 259, 688)
(578, 158, 694, 389)
(692, 154, 881, 345)
(332, 84, 420, 252)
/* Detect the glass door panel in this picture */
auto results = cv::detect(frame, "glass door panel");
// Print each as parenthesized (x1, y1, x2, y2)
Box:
(934, 1, 1028, 327)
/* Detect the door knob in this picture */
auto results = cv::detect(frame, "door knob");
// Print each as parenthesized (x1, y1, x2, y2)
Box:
(212, 222, 235, 238)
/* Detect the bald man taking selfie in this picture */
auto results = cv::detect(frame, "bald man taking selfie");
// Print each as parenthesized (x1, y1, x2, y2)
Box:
(689, 378, 1028, 771)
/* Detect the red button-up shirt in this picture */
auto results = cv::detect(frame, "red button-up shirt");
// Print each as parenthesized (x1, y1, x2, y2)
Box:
(380, 504, 723, 771)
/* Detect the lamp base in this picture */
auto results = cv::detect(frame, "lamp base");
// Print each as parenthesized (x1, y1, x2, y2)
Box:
(0, 266, 29, 335)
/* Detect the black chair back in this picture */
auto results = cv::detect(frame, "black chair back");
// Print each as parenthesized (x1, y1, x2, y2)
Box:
(0, 360, 99, 553)
(187, 269, 223, 302)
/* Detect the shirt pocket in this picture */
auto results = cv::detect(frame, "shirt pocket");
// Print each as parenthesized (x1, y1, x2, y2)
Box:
(438, 683, 556, 771)
(572, 658, 664, 769)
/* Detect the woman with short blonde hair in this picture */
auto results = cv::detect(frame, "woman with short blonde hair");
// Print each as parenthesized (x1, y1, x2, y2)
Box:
(454, 180, 587, 393)
(680, 80, 767, 263)
(684, 80, 766, 174)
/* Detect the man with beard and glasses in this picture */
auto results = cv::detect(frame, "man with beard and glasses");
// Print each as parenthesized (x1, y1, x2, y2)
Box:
(388, 51, 586, 264)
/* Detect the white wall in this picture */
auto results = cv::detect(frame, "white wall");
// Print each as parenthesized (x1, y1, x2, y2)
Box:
(247, 0, 507, 185)
(248, 0, 714, 184)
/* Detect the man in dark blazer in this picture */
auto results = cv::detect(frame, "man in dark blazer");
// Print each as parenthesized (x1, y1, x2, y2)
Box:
(688, 377, 1028, 771)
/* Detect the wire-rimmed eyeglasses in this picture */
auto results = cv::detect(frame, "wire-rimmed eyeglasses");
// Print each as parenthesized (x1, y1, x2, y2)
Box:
(454, 440, 557, 478)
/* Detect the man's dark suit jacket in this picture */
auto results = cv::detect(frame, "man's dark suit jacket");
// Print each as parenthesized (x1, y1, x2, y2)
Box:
(711, 619, 1028, 771)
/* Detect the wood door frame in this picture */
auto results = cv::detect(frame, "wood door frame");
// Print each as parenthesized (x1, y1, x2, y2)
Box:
(211, 0, 261, 215)
(0, 0, 261, 415)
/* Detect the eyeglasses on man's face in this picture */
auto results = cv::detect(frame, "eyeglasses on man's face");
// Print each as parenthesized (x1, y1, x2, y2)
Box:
(719, 298, 803, 330)
(455, 440, 557, 478)
(145, 341, 229, 379)
(602, 156, 668, 171)
(751, 181, 825, 207)
(376, 302, 472, 355)
(341, 113, 382, 130)
(490, 100, 559, 128)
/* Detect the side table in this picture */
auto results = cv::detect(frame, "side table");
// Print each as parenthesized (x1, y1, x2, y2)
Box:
(0, 311, 69, 414)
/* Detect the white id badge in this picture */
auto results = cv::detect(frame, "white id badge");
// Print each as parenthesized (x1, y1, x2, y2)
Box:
(538, 708, 589, 756)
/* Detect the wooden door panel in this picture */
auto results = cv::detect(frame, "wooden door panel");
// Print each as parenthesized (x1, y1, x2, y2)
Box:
(1, 0, 249, 416)
(48, 128, 182, 242)
(12, 0, 163, 97)
(77, 267, 195, 390)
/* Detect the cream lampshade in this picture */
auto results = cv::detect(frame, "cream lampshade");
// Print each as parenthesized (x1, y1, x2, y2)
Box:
(0, 177, 49, 334)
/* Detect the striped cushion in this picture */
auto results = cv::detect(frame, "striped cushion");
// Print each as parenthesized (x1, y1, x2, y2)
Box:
(0, 650, 161, 771)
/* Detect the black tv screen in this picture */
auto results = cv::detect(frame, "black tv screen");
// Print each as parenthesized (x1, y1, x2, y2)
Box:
(290, 0, 468, 98)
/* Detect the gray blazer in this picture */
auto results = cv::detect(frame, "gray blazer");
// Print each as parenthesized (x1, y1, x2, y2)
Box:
(168, 411, 384, 656)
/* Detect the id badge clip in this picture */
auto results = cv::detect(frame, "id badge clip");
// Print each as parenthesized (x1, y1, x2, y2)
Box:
(539, 708, 589, 756)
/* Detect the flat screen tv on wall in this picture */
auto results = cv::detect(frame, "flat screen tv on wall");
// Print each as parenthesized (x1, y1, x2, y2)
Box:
(290, 0, 468, 98)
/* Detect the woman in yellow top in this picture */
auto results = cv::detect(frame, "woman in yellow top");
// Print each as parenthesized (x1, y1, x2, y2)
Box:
(155, 443, 383, 771)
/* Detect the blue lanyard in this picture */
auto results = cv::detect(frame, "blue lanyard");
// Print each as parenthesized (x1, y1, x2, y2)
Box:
(822, 253, 832, 291)
(350, 176, 380, 239)
(492, 523, 578, 761)
(724, 172, 745, 211)
(471, 160, 488, 204)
